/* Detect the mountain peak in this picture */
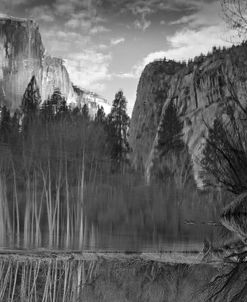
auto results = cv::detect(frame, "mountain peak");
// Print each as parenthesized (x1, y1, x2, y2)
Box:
(0, 17, 110, 116)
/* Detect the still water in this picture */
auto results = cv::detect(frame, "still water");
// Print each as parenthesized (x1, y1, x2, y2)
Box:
(0, 212, 224, 253)
(0, 190, 245, 301)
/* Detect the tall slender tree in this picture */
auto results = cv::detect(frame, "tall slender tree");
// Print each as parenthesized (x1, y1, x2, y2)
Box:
(82, 104, 90, 120)
(107, 90, 130, 171)
(151, 99, 189, 182)
(95, 106, 106, 124)
(0, 106, 11, 143)
(21, 76, 41, 116)
(157, 99, 184, 157)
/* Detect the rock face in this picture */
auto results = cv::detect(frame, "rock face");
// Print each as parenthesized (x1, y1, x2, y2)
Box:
(0, 17, 44, 110)
(0, 17, 110, 115)
(129, 45, 247, 185)
(40, 56, 77, 107)
(73, 86, 111, 116)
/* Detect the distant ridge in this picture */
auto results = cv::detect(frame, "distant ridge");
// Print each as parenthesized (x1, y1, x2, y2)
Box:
(73, 85, 110, 105)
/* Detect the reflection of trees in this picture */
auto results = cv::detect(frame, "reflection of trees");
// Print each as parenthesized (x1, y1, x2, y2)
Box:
(200, 193, 247, 300)
(221, 192, 247, 243)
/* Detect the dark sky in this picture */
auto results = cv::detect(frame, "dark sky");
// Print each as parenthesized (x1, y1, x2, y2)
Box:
(1, 0, 233, 113)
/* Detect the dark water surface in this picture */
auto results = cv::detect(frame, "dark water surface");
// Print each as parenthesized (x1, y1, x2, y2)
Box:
(0, 212, 223, 252)
(0, 194, 244, 302)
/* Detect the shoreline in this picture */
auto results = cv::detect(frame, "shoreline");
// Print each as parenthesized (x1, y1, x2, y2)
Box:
(0, 249, 225, 265)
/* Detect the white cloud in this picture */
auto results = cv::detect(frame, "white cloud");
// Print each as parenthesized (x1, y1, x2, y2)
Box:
(114, 72, 137, 79)
(130, 5, 153, 16)
(98, 44, 108, 50)
(164, 25, 232, 61)
(90, 25, 110, 35)
(65, 12, 91, 30)
(54, 2, 75, 15)
(65, 11, 108, 35)
(121, 0, 154, 31)
(52, 0, 89, 15)
(0, 13, 9, 18)
(134, 18, 151, 31)
(65, 18, 87, 29)
(170, 15, 197, 26)
(121, 22, 234, 81)
(1, 0, 27, 5)
(41, 29, 91, 66)
(121, 0, 199, 15)
(29, 6, 55, 23)
(113, 50, 167, 80)
(170, 1, 221, 29)
(142, 51, 167, 64)
(133, 5, 152, 31)
(64, 50, 112, 93)
(118, 0, 237, 80)
(136, 26, 232, 67)
(111, 37, 125, 45)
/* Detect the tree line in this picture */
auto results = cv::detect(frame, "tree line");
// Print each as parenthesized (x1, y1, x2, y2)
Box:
(0, 76, 130, 173)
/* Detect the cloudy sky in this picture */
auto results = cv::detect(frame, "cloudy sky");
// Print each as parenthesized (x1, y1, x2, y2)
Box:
(1, 0, 234, 113)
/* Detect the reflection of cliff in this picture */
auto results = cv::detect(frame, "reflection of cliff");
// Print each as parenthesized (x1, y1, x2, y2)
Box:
(0, 17, 110, 114)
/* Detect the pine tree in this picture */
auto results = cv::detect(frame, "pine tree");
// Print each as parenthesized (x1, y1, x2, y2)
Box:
(107, 90, 130, 171)
(151, 98, 188, 182)
(57, 97, 69, 120)
(157, 99, 184, 157)
(51, 88, 67, 113)
(40, 99, 54, 122)
(21, 76, 41, 116)
(11, 110, 21, 134)
(71, 107, 80, 121)
(0, 106, 11, 143)
(82, 104, 89, 120)
(95, 106, 105, 124)
(21, 76, 41, 132)
(40, 88, 68, 122)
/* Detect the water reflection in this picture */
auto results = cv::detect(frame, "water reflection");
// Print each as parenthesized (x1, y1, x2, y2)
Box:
(0, 168, 245, 301)
(0, 206, 222, 251)
(0, 190, 246, 302)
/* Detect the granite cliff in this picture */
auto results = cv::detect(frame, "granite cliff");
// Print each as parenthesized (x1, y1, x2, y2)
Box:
(129, 44, 247, 185)
(0, 17, 44, 110)
(0, 17, 110, 114)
